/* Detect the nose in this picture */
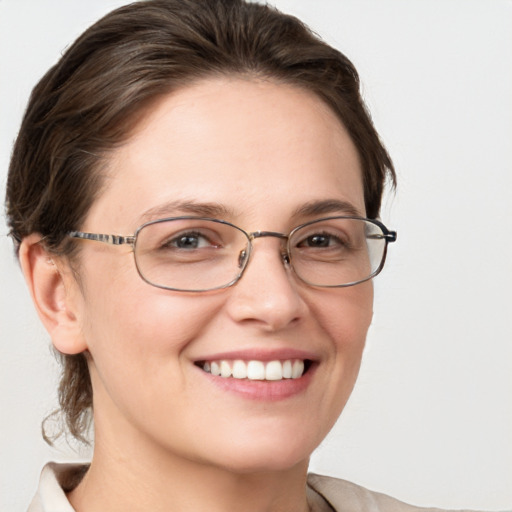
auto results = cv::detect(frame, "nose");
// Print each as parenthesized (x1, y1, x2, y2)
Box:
(225, 237, 307, 331)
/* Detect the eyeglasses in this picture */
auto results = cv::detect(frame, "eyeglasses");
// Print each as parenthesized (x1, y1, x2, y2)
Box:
(68, 216, 396, 292)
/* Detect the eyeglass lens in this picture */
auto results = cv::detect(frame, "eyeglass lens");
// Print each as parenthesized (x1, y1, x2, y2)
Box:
(133, 218, 387, 291)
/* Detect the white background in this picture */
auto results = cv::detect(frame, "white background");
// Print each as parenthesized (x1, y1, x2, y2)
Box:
(1, 1, 511, 510)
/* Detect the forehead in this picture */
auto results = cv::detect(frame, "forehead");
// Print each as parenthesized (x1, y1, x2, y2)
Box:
(86, 77, 364, 230)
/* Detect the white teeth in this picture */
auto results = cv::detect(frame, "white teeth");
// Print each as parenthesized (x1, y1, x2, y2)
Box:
(247, 360, 265, 380)
(220, 360, 231, 378)
(265, 360, 283, 381)
(210, 361, 221, 376)
(282, 360, 292, 379)
(232, 360, 247, 379)
(200, 359, 307, 381)
(292, 360, 304, 379)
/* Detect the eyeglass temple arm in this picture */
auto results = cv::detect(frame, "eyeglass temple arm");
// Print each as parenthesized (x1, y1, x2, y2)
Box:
(68, 231, 136, 246)
(367, 231, 397, 243)
(68, 226, 397, 245)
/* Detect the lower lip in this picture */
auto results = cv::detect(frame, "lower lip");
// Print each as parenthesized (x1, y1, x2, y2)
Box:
(197, 364, 316, 401)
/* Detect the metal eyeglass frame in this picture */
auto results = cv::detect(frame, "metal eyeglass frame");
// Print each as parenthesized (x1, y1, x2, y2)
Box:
(68, 215, 397, 292)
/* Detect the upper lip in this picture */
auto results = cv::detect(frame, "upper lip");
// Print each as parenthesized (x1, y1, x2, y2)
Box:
(193, 348, 319, 363)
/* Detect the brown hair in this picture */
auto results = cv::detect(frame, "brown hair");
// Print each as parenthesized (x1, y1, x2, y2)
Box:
(5, 0, 395, 442)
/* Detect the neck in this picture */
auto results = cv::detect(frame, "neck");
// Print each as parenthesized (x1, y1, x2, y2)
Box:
(68, 428, 311, 512)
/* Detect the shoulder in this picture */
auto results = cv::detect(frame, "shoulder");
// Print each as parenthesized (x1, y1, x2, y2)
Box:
(28, 462, 88, 512)
(307, 473, 483, 512)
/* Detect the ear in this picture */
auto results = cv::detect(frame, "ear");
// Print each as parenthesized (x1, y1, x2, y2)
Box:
(19, 234, 88, 355)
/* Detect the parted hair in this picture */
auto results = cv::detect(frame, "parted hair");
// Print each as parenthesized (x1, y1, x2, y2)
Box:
(5, 0, 395, 442)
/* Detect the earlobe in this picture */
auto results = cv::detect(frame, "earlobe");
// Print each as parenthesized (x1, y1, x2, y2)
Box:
(19, 234, 88, 355)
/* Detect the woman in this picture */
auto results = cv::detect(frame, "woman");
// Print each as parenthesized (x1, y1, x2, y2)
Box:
(3, 1, 504, 511)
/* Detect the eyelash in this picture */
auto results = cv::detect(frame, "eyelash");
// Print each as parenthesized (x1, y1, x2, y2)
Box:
(162, 231, 216, 250)
(296, 231, 350, 249)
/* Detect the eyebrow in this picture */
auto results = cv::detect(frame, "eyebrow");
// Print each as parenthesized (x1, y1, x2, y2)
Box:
(292, 199, 364, 218)
(138, 200, 236, 224)
(137, 198, 364, 226)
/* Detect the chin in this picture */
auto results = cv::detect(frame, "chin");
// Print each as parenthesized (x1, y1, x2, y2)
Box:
(218, 452, 310, 475)
(202, 431, 320, 475)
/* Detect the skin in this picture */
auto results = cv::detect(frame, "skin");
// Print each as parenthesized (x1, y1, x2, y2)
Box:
(21, 77, 373, 512)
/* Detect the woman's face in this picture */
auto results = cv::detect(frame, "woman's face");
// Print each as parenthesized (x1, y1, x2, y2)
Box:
(70, 77, 373, 473)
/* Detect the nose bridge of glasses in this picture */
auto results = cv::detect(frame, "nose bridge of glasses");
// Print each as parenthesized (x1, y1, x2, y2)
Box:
(248, 231, 289, 241)
(243, 231, 290, 267)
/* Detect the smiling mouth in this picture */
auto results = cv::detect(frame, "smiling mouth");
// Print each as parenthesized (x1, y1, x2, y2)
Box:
(195, 359, 312, 381)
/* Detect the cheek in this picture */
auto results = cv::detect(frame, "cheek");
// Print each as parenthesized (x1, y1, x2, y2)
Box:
(312, 282, 373, 399)
(300, 283, 373, 439)
(77, 253, 224, 363)
(312, 281, 373, 352)
(78, 273, 227, 424)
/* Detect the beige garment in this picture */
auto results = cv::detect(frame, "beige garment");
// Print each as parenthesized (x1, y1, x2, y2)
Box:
(307, 473, 488, 512)
(28, 462, 495, 512)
